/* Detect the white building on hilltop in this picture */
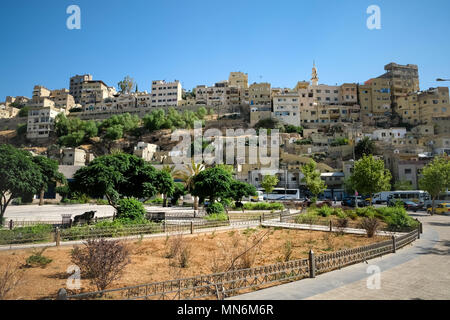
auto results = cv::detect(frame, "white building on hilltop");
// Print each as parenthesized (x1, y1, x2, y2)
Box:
(151, 80, 182, 107)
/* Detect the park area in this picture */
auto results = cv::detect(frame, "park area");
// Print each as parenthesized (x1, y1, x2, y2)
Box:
(0, 226, 388, 300)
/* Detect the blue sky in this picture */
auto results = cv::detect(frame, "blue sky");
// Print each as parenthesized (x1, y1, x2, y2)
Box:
(1, 0, 449, 100)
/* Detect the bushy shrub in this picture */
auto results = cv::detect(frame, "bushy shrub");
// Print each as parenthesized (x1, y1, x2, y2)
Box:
(317, 205, 333, 217)
(242, 202, 284, 211)
(144, 197, 164, 205)
(332, 208, 345, 216)
(345, 210, 358, 220)
(206, 202, 225, 215)
(359, 217, 380, 238)
(377, 206, 419, 231)
(295, 212, 319, 225)
(71, 238, 130, 291)
(116, 198, 146, 223)
(204, 213, 229, 221)
(356, 207, 376, 219)
(26, 248, 52, 268)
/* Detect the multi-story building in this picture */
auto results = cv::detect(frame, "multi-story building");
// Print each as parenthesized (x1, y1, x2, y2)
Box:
(32, 85, 51, 98)
(395, 87, 450, 125)
(50, 89, 75, 110)
(358, 78, 392, 118)
(80, 80, 113, 106)
(381, 63, 419, 101)
(366, 127, 407, 142)
(228, 72, 248, 89)
(195, 81, 241, 108)
(70, 74, 93, 104)
(26, 106, 62, 139)
(27, 97, 56, 109)
(134, 142, 158, 162)
(61, 148, 95, 166)
(339, 83, 358, 105)
(248, 82, 271, 107)
(272, 91, 301, 126)
(0, 104, 19, 118)
(151, 80, 182, 107)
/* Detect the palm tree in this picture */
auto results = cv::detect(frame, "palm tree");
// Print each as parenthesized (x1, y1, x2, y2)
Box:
(176, 161, 205, 210)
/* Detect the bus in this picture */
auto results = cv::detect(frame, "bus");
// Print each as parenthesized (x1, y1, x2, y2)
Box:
(387, 191, 429, 206)
(424, 191, 450, 208)
(260, 188, 300, 201)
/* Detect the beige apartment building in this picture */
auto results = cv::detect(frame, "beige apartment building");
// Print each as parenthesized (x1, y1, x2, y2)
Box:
(151, 80, 182, 107)
(248, 82, 271, 106)
(228, 72, 248, 89)
(195, 81, 240, 108)
(80, 80, 113, 106)
(26, 106, 62, 139)
(395, 87, 450, 125)
(339, 83, 358, 105)
(0, 104, 19, 118)
(381, 63, 419, 101)
(61, 148, 94, 166)
(272, 91, 301, 126)
(32, 85, 51, 98)
(50, 89, 75, 110)
(358, 78, 392, 117)
(70, 74, 93, 104)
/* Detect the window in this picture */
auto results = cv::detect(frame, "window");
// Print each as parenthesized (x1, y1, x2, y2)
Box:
(404, 169, 412, 174)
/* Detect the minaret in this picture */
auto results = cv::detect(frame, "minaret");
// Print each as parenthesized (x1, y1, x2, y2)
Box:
(311, 61, 318, 86)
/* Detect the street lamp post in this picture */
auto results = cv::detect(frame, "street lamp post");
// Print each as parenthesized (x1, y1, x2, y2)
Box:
(436, 78, 450, 82)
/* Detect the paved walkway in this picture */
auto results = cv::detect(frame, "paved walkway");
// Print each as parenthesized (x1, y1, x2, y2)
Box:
(231, 213, 450, 300)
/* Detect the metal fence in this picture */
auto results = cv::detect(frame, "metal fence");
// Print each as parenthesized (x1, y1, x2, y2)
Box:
(58, 227, 420, 300)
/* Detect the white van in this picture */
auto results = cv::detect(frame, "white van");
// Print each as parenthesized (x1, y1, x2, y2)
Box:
(372, 192, 394, 204)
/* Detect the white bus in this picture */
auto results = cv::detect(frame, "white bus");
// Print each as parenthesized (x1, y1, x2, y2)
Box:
(260, 188, 300, 201)
(387, 191, 429, 205)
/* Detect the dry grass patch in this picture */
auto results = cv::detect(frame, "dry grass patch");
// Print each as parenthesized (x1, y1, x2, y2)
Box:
(0, 227, 386, 299)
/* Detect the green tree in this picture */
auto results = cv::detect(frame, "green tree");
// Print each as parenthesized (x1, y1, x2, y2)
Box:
(419, 156, 450, 214)
(33, 156, 66, 206)
(155, 170, 175, 207)
(105, 125, 123, 141)
(0, 145, 43, 222)
(301, 160, 326, 200)
(16, 123, 27, 136)
(70, 153, 158, 211)
(18, 106, 30, 118)
(192, 166, 233, 205)
(170, 183, 187, 206)
(348, 155, 391, 200)
(355, 137, 376, 160)
(393, 180, 413, 191)
(261, 175, 279, 200)
(177, 161, 205, 210)
(227, 180, 257, 206)
(117, 76, 136, 94)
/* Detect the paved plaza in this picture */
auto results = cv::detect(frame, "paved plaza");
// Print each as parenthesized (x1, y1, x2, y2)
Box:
(232, 212, 450, 300)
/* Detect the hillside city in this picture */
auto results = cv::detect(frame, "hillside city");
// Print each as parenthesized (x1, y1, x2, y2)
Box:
(0, 62, 449, 202)
(0, 61, 449, 302)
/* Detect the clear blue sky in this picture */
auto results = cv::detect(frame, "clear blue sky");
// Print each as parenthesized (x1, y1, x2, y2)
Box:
(1, 0, 449, 100)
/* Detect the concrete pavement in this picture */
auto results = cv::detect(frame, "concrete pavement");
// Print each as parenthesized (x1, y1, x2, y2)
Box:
(231, 212, 450, 300)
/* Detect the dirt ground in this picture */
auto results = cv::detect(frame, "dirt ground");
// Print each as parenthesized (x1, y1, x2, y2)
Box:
(0, 227, 386, 300)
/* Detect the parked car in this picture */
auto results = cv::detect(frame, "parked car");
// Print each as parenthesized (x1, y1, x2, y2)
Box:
(427, 203, 450, 215)
(401, 200, 422, 212)
(341, 196, 367, 207)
